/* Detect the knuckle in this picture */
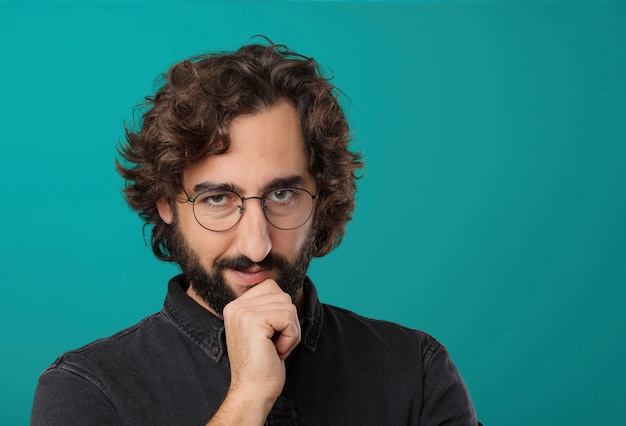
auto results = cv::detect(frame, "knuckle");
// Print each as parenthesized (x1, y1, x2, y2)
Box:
(237, 308, 254, 323)
(286, 303, 297, 316)
(224, 298, 241, 312)
(222, 303, 234, 317)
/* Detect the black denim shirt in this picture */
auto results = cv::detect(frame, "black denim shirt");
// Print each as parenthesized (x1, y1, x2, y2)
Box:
(32, 276, 480, 425)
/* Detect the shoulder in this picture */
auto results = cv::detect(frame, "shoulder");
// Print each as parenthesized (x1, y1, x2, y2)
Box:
(320, 305, 479, 423)
(42, 312, 166, 380)
(32, 313, 166, 424)
(323, 303, 434, 339)
(321, 304, 442, 364)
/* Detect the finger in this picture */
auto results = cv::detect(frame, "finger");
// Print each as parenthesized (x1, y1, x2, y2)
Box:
(225, 301, 298, 336)
(268, 313, 301, 359)
(273, 326, 301, 360)
(236, 279, 284, 300)
(225, 298, 295, 327)
(226, 291, 294, 321)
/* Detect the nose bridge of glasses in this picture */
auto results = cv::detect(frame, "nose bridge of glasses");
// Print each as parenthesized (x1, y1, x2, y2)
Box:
(240, 195, 267, 212)
(236, 195, 271, 236)
(237, 196, 270, 229)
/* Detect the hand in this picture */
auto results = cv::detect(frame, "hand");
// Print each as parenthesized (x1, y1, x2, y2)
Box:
(213, 279, 301, 423)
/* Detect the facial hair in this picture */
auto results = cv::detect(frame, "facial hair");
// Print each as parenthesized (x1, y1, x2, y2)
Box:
(168, 223, 315, 316)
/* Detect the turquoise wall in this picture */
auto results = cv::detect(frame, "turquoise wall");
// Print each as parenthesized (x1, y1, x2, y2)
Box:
(2, 1, 625, 424)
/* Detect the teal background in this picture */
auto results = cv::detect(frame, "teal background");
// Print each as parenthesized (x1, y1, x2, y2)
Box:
(1, 1, 625, 424)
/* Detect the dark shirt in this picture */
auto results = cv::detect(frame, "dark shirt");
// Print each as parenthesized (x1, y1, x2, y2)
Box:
(32, 276, 480, 425)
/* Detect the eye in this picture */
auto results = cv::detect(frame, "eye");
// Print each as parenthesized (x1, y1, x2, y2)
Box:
(267, 189, 296, 203)
(196, 192, 236, 208)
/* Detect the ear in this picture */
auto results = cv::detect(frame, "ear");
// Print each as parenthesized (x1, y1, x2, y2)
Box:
(156, 197, 174, 224)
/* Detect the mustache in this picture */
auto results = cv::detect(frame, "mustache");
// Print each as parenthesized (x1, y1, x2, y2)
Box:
(212, 252, 289, 272)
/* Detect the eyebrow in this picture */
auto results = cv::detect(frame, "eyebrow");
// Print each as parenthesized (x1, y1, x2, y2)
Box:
(263, 175, 305, 192)
(191, 181, 240, 195)
(191, 175, 306, 196)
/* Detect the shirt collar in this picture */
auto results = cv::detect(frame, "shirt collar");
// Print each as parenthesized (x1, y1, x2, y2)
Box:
(161, 275, 226, 362)
(300, 277, 323, 352)
(161, 275, 324, 362)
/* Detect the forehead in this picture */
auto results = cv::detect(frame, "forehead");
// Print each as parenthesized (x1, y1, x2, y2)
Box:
(183, 100, 313, 194)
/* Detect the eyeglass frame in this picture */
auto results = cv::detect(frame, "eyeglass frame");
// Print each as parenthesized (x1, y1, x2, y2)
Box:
(180, 186, 319, 232)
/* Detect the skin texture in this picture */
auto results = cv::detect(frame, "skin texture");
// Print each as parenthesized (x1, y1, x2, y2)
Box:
(156, 100, 316, 424)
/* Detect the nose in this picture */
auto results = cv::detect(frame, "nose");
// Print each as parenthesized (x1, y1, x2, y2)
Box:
(235, 198, 272, 263)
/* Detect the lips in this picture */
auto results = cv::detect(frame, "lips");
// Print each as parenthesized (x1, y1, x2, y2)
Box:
(227, 267, 272, 286)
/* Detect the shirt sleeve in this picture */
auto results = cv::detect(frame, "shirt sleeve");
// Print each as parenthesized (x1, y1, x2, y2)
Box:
(31, 366, 121, 426)
(419, 340, 481, 426)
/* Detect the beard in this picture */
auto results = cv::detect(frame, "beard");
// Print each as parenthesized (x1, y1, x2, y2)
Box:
(168, 222, 315, 316)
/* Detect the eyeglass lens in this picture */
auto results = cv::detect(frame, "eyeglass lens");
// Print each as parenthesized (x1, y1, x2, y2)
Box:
(191, 188, 316, 231)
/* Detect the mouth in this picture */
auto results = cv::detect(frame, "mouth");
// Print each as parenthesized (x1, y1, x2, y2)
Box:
(226, 267, 272, 286)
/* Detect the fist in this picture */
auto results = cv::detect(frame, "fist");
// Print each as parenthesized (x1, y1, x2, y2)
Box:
(222, 280, 301, 401)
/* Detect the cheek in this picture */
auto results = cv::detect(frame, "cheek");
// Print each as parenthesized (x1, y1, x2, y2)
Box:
(271, 225, 313, 262)
(178, 214, 233, 263)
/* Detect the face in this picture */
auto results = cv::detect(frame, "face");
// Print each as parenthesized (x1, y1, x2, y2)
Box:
(157, 100, 317, 316)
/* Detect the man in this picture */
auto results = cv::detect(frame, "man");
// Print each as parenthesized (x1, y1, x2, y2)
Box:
(32, 41, 481, 425)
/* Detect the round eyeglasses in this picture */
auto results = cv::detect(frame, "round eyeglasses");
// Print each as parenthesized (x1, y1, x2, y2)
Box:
(182, 187, 319, 232)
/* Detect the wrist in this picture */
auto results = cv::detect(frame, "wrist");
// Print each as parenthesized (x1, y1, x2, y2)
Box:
(207, 385, 277, 426)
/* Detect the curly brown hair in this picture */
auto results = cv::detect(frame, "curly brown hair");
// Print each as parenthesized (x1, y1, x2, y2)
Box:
(117, 40, 363, 262)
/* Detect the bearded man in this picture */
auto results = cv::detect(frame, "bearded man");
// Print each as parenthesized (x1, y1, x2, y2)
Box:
(32, 41, 481, 425)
